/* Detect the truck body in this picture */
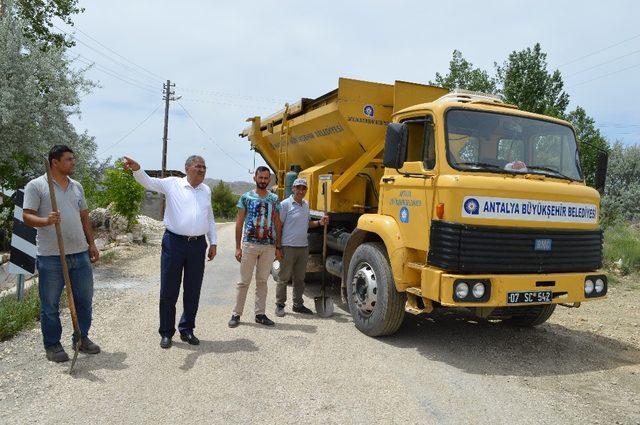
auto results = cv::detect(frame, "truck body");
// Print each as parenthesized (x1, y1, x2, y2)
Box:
(241, 77, 607, 336)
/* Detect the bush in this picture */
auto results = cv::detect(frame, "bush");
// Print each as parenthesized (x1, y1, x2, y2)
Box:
(603, 222, 640, 275)
(601, 142, 640, 225)
(211, 181, 239, 219)
(100, 159, 145, 231)
(0, 282, 41, 341)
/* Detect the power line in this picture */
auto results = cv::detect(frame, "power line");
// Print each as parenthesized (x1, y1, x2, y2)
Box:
(568, 62, 640, 88)
(559, 32, 640, 67)
(54, 23, 164, 86)
(70, 25, 165, 83)
(72, 54, 158, 93)
(98, 103, 163, 156)
(565, 48, 640, 78)
(176, 101, 250, 172)
(180, 87, 284, 104)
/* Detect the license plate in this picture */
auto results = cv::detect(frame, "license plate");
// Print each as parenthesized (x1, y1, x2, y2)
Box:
(507, 290, 552, 304)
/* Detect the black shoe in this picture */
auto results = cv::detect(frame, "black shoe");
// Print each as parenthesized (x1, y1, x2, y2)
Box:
(292, 304, 314, 315)
(275, 304, 285, 317)
(78, 337, 101, 354)
(45, 343, 69, 363)
(160, 336, 172, 349)
(180, 332, 200, 345)
(228, 314, 240, 328)
(255, 314, 275, 326)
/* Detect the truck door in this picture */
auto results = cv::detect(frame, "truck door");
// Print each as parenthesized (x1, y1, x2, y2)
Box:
(380, 115, 436, 251)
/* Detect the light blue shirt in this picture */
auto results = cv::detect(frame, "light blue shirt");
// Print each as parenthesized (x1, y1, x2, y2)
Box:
(279, 195, 310, 247)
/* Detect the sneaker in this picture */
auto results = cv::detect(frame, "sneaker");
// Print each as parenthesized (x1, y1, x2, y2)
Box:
(45, 343, 69, 363)
(255, 314, 275, 326)
(228, 314, 240, 328)
(292, 304, 314, 315)
(78, 337, 101, 354)
(275, 304, 285, 317)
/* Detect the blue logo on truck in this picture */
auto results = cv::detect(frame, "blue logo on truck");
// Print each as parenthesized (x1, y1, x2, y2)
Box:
(464, 198, 480, 215)
(400, 207, 409, 223)
(363, 105, 374, 117)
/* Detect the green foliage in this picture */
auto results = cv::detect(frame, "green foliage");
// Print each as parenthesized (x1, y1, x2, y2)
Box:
(211, 181, 239, 219)
(567, 106, 609, 188)
(601, 142, 640, 224)
(603, 222, 640, 275)
(2, 0, 83, 50)
(0, 281, 40, 341)
(496, 43, 569, 117)
(100, 159, 145, 231)
(430, 50, 497, 93)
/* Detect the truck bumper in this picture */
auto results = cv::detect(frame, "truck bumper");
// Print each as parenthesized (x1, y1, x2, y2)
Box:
(420, 268, 607, 307)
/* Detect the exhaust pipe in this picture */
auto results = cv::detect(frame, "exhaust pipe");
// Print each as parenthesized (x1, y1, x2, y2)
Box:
(326, 229, 351, 252)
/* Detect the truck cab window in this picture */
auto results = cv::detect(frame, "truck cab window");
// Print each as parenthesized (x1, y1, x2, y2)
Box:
(403, 116, 436, 170)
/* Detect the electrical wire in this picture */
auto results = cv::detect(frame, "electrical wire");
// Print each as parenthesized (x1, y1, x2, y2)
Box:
(568, 62, 640, 88)
(97, 103, 163, 156)
(72, 54, 158, 93)
(176, 101, 250, 173)
(559, 32, 640, 67)
(565, 48, 640, 78)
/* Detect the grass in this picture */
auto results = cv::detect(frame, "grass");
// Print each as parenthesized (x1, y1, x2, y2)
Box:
(100, 250, 117, 264)
(0, 281, 40, 341)
(603, 222, 640, 275)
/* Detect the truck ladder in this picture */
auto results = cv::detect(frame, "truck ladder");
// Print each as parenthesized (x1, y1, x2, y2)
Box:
(277, 103, 291, 199)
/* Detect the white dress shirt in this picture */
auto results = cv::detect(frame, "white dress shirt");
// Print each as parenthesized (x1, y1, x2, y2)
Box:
(133, 169, 217, 245)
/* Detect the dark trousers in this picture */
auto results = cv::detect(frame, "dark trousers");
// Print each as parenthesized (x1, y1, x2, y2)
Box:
(160, 231, 207, 337)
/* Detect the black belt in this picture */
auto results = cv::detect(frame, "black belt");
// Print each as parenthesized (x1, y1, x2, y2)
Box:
(166, 229, 205, 241)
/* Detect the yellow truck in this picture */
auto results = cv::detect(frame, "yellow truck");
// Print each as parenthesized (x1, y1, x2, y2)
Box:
(240, 77, 608, 336)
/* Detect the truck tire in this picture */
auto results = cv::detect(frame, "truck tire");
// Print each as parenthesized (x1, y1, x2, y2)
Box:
(346, 242, 406, 337)
(505, 304, 556, 327)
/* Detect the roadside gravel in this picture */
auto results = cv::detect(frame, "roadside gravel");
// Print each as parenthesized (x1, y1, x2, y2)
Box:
(1, 223, 639, 424)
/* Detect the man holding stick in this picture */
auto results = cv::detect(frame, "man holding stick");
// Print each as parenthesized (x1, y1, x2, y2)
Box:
(23, 145, 101, 363)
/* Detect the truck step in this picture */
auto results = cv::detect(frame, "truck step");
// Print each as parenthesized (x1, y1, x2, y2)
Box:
(406, 262, 427, 271)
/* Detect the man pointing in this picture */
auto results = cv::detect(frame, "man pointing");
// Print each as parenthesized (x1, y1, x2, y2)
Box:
(124, 155, 216, 349)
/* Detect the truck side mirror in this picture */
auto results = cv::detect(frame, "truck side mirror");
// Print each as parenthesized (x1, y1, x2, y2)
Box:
(383, 123, 408, 169)
(595, 151, 608, 193)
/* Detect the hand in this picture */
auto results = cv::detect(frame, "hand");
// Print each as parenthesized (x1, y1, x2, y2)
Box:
(123, 156, 140, 171)
(275, 248, 283, 261)
(46, 211, 61, 226)
(319, 215, 329, 226)
(207, 245, 217, 261)
(235, 248, 242, 263)
(89, 243, 100, 263)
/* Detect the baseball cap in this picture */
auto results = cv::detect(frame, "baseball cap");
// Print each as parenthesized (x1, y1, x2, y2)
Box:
(292, 178, 308, 187)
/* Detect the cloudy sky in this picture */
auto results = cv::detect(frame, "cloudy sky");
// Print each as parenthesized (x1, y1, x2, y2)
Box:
(65, 0, 639, 182)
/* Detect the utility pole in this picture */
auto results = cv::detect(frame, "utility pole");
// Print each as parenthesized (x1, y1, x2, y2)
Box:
(161, 80, 177, 218)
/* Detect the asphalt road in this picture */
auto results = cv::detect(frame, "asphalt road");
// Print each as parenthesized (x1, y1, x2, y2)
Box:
(1, 223, 639, 424)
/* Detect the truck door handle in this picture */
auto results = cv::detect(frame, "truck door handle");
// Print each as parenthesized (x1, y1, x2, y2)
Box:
(382, 177, 395, 183)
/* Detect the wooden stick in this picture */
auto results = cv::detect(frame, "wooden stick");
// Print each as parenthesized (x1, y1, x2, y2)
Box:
(44, 159, 81, 372)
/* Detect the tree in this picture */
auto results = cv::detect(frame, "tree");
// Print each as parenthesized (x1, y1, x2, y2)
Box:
(566, 106, 609, 188)
(100, 159, 145, 231)
(0, 0, 83, 49)
(430, 50, 497, 93)
(600, 142, 640, 225)
(495, 43, 569, 117)
(211, 181, 238, 220)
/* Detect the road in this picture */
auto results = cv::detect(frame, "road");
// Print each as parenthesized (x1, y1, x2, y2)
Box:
(1, 223, 639, 424)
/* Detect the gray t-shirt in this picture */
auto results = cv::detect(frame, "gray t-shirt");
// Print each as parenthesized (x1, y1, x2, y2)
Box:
(23, 174, 89, 256)
(279, 195, 310, 247)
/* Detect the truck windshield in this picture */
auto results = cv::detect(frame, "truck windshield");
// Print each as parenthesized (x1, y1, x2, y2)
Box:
(445, 109, 583, 181)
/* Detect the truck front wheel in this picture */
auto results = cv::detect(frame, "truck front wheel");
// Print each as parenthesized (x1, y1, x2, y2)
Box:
(346, 242, 406, 337)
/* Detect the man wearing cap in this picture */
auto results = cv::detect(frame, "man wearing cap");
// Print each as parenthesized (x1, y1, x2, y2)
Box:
(275, 178, 328, 317)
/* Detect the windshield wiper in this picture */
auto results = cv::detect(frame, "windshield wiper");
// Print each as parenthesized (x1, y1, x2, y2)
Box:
(525, 166, 574, 180)
(456, 162, 504, 170)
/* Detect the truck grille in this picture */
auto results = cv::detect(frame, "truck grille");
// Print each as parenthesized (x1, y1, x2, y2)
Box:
(427, 221, 602, 274)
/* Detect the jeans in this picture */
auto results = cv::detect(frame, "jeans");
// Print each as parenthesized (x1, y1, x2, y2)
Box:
(160, 231, 207, 337)
(37, 251, 94, 348)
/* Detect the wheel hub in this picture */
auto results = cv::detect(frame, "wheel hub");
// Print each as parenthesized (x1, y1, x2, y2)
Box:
(352, 262, 377, 315)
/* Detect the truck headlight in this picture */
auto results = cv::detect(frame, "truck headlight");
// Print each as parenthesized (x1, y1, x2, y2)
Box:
(595, 278, 605, 293)
(472, 282, 485, 298)
(584, 279, 594, 295)
(455, 282, 469, 299)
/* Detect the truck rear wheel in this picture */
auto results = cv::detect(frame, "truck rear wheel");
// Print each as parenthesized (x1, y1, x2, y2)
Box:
(346, 242, 406, 337)
(504, 304, 556, 327)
